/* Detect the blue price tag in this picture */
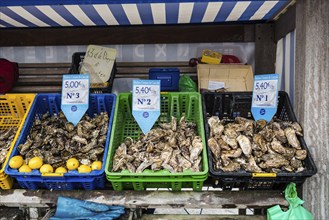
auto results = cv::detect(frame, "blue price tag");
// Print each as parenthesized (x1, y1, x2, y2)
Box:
(251, 74, 279, 122)
(132, 80, 160, 134)
(61, 74, 89, 126)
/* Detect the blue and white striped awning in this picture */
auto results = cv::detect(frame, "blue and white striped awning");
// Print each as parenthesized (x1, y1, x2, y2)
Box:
(0, 0, 289, 28)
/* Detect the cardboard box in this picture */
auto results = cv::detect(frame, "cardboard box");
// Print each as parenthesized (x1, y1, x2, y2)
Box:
(197, 64, 254, 92)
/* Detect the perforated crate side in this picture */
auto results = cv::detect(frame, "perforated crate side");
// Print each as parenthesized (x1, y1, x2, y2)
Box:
(106, 92, 208, 191)
(202, 91, 317, 190)
(5, 94, 116, 190)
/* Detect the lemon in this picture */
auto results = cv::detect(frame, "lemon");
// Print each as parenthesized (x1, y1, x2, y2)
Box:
(66, 158, 79, 170)
(9, 155, 24, 169)
(55, 167, 68, 174)
(19, 164, 32, 173)
(78, 164, 92, 173)
(91, 161, 102, 171)
(40, 164, 54, 173)
(28, 156, 43, 169)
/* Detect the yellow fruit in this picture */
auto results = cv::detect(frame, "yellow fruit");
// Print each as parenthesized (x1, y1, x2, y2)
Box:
(28, 156, 43, 169)
(9, 155, 24, 169)
(55, 167, 68, 174)
(78, 164, 92, 173)
(66, 158, 79, 170)
(91, 161, 102, 171)
(19, 164, 32, 173)
(40, 164, 54, 173)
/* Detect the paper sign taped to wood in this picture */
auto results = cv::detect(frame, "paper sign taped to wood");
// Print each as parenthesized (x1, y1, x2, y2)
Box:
(80, 45, 117, 84)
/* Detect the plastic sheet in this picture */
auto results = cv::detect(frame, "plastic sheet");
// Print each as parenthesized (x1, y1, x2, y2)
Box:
(50, 197, 125, 220)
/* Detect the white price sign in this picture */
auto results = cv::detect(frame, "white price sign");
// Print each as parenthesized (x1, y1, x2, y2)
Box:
(133, 85, 160, 110)
(62, 77, 89, 104)
(251, 74, 279, 122)
(252, 79, 278, 107)
(132, 80, 160, 134)
(61, 74, 89, 126)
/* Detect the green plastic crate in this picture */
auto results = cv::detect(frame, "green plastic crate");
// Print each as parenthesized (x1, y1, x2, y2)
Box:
(105, 92, 209, 191)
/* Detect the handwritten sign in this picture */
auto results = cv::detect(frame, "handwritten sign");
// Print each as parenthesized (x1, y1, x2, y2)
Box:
(251, 74, 279, 122)
(61, 74, 89, 126)
(80, 45, 117, 84)
(132, 80, 160, 134)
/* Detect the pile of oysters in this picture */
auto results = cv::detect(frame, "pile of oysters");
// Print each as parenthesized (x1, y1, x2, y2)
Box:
(0, 128, 17, 169)
(16, 111, 109, 168)
(207, 116, 307, 173)
(112, 116, 203, 173)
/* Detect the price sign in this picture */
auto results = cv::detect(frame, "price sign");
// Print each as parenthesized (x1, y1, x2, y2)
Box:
(61, 74, 89, 126)
(132, 80, 160, 134)
(251, 74, 279, 122)
(81, 45, 117, 84)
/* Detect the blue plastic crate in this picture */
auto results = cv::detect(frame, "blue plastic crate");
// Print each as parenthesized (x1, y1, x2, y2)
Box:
(5, 93, 116, 190)
(149, 68, 180, 91)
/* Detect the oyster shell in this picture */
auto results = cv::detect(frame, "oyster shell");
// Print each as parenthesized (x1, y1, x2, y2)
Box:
(285, 127, 301, 149)
(220, 161, 241, 172)
(295, 149, 307, 160)
(190, 136, 203, 162)
(208, 137, 220, 159)
(236, 135, 252, 157)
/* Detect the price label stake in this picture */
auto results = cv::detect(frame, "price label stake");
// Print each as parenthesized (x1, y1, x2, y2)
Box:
(132, 80, 160, 134)
(61, 74, 89, 126)
(251, 74, 279, 122)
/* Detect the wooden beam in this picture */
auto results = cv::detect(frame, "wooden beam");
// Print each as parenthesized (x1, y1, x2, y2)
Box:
(0, 189, 287, 209)
(255, 23, 276, 74)
(0, 24, 255, 46)
(275, 4, 296, 42)
(141, 214, 266, 220)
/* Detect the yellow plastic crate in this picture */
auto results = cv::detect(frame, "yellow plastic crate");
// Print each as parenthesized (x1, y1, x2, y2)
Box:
(0, 94, 35, 189)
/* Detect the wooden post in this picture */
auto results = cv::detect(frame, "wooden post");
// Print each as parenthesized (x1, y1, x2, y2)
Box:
(295, 0, 329, 219)
(255, 24, 276, 74)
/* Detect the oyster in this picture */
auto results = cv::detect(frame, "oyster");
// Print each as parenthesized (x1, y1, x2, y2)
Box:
(260, 153, 289, 169)
(18, 137, 33, 155)
(284, 127, 301, 149)
(290, 157, 303, 171)
(222, 135, 238, 149)
(295, 149, 307, 160)
(208, 137, 220, 159)
(259, 126, 275, 142)
(160, 144, 173, 166)
(208, 116, 224, 137)
(272, 122, 287, 143)
(256, 119, 267, 131)
(224, 126, 239, 139)
(236, 135, 252, 157)
(245, 156, 262, 173)
(221, 148, 242, 166)
(291, 122, 303, 136)
(220, 161, 241, 172)
(136, 158, 154, 173)
(190, 136, 203, 162)
(0, 128, 14, 141)
(253, 134, 267, 152)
